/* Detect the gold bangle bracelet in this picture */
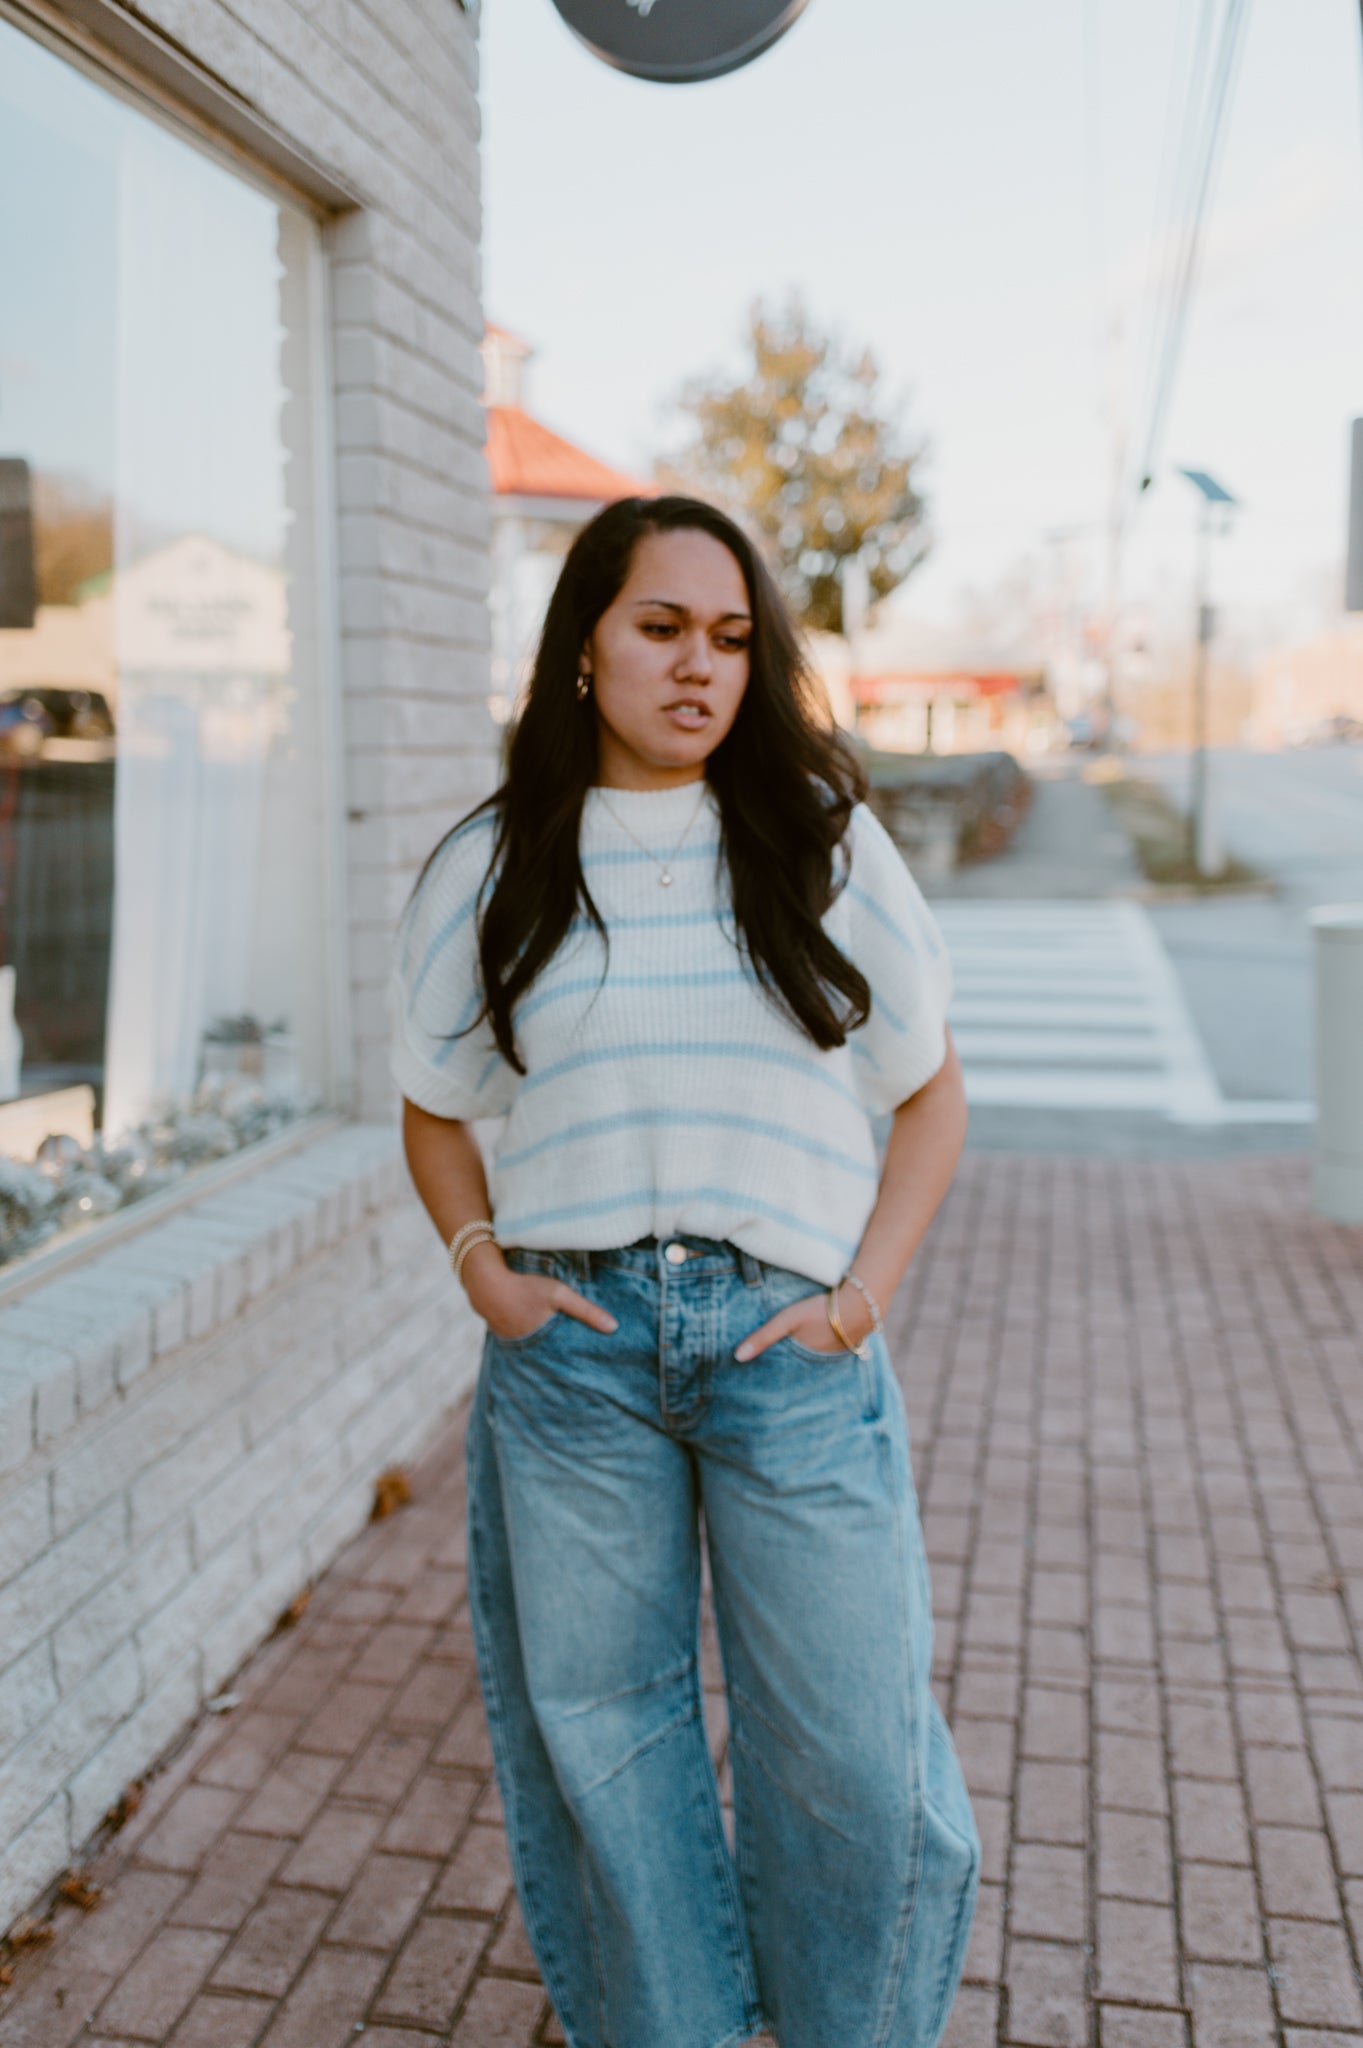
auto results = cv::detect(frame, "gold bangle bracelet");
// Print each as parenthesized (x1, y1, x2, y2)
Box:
(826, 1283, 871, 1362)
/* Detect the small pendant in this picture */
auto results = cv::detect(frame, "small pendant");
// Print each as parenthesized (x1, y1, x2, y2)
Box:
(659, 869, 673, 887)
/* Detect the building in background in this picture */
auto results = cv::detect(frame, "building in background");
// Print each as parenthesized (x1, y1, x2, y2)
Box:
(1248, 622, 1363, 747)
(0, 0, 492, 1929)
(483, 324, 652, 722)
(806, 617, 1053, 755)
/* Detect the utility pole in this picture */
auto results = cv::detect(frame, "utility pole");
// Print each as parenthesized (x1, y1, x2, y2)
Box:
(1100, 313, 1129, 747)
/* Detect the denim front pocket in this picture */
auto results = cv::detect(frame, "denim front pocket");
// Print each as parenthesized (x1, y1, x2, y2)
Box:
(491, 1247, 568, 1350)
(776, 1331, 882, 1424)
(759, 1263, 883, 1423)
(490, 1311, 564, 1352)
(778, 1326, 848, 1364)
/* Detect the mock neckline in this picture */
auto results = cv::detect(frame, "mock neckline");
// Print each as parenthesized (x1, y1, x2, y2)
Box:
(586, 780, 716, 820)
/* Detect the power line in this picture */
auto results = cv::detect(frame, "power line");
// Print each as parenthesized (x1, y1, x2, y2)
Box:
(1131, 0, 1217, 477)
(1129, 0, 1254, 503)
(1098, 0, 1222, 704)
(1104, 0, 1221, 640)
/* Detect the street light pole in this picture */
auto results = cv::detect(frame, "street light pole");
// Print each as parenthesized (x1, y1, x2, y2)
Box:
(1189, 498, 1212, 873)
(1177, 468, 1238, 878)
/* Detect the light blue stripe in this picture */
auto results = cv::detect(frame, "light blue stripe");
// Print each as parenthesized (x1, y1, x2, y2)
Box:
(516, 1040, 864, 1111)
(429, 987, 485, 1066)
(521, 951, 908, 1036)
(516, 966, 754, 1023)
(567, 908, 735, 936)
(502, 1184, 859, 1258)
(847, 878, 945, 959)
(496, 1108, 878, 1180)
(863, 983, 907, 1035)
(430, 971, 899, 1075)
(409, 884, 484, 1005)
(582, 839, 720, 871)
(404, 811, 500, 994)
(845, 880, 920, 957)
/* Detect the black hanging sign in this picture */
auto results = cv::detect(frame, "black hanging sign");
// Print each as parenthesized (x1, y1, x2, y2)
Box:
(549, 0, 811, 82)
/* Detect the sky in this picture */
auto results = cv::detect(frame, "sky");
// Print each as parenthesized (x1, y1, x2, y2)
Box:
(481, 0, 1363, 656)
(0, 15, 290, 565)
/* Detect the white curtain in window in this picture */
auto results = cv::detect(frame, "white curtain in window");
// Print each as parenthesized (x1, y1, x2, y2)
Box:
(101, 126, 288, 1139)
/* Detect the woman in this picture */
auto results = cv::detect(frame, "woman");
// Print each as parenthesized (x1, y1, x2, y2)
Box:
(391, 495, 980, 2048)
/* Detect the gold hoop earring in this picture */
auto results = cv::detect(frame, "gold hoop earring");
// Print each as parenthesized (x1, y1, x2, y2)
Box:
(576, 673, 592, 701)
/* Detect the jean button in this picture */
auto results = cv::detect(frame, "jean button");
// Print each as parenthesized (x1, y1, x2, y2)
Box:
(663, 1241, 688, 1265)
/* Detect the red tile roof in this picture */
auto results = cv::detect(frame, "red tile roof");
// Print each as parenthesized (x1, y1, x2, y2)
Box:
(486, 405, 654, 503)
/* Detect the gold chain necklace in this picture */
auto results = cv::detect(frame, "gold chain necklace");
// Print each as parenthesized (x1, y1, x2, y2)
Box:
(595, 784, 709, 888)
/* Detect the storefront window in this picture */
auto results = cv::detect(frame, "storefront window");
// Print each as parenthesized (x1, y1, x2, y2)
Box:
(0, 20, 335, 1270)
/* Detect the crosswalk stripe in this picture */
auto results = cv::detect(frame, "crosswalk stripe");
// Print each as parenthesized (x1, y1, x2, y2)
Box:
(931, 900, 1224, 1122)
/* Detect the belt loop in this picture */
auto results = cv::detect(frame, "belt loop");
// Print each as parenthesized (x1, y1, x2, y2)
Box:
(738, 1247, 763, 1288)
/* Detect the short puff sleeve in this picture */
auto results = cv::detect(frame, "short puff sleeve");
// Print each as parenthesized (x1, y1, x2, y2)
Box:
(841, 803, 954, 1114)
(389, 818, 518, 1121)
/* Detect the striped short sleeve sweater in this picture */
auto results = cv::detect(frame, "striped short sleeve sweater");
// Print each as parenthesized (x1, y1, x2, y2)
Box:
(390, 780, 953, 1286)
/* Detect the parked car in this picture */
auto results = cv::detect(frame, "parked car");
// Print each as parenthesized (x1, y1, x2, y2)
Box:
(0, 693, 51, 758)
(0, 686, 114, 757)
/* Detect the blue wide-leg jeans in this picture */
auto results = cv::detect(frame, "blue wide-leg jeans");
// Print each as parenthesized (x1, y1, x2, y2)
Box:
(465, 1236, 979, 2048)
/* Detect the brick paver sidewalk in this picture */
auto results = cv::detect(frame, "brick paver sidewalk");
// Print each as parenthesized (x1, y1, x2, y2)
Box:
(2, 1152, 1361, 2048)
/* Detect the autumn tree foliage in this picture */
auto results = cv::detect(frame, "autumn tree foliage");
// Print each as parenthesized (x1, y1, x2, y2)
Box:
(32, 475, 113, 605)
(661, 296, 929, 635)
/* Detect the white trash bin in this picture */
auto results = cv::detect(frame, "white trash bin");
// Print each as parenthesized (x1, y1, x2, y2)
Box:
(1310, 905, 1363, 1224)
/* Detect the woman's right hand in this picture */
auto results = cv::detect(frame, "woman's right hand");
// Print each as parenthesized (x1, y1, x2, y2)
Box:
(461, 1241, 618, 1341)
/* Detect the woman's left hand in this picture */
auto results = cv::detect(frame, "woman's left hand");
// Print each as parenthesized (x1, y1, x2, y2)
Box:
(734, 1283, 871, 1361)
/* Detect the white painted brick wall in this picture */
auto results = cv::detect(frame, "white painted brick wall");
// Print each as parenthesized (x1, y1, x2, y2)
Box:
(2, 0, 495, 1928)
(0, 1126, 482, 1929)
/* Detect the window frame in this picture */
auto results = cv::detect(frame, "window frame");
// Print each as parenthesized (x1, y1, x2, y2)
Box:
(0, 0, 363, 216)
(0, 0, 356, 1299)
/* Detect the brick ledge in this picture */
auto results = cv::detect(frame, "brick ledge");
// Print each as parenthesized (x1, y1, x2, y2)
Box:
(0, 1121, 406, 1477)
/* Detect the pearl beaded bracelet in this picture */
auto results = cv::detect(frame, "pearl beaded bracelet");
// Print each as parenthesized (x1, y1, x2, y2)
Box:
(447, 1217, 497, 1287)
(825, 1270, 885, 1362)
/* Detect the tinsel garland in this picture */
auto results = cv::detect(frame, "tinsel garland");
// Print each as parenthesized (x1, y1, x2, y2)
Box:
(0, 1075, 319, 1270)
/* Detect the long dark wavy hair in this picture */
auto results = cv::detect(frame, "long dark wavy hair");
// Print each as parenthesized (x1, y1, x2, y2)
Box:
(417, 493, 871, 1074)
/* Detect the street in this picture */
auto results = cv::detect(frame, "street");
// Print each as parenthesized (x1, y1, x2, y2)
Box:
(1144, 745, 1363, 1107)
(1145, 745, 1363, 909)
(927, 748, 1363, 1147)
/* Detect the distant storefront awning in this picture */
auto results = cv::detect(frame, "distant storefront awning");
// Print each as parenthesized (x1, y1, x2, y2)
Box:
(853, 671, 1023, 705)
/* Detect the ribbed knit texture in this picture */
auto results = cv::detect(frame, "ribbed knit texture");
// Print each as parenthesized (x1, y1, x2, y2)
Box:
(391, 782, 952, 1286)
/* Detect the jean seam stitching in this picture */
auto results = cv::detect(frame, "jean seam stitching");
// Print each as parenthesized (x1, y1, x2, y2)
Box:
(569, 1698, 702, 1795)
(920, 1782, 982, 2042)
(728, 1725, 858, 1844)
(706, 1556, 765, 2021)
(466, 1369, 598, 2047)
(872, 1420, 928, 2048)
(684, 1633, 763, 2023)
(727, 1678, 806, 1760)
(553, 1650, 695, 1719)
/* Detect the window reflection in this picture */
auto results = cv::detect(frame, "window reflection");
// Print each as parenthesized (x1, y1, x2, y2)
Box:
(0, 23, 330, 1269)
